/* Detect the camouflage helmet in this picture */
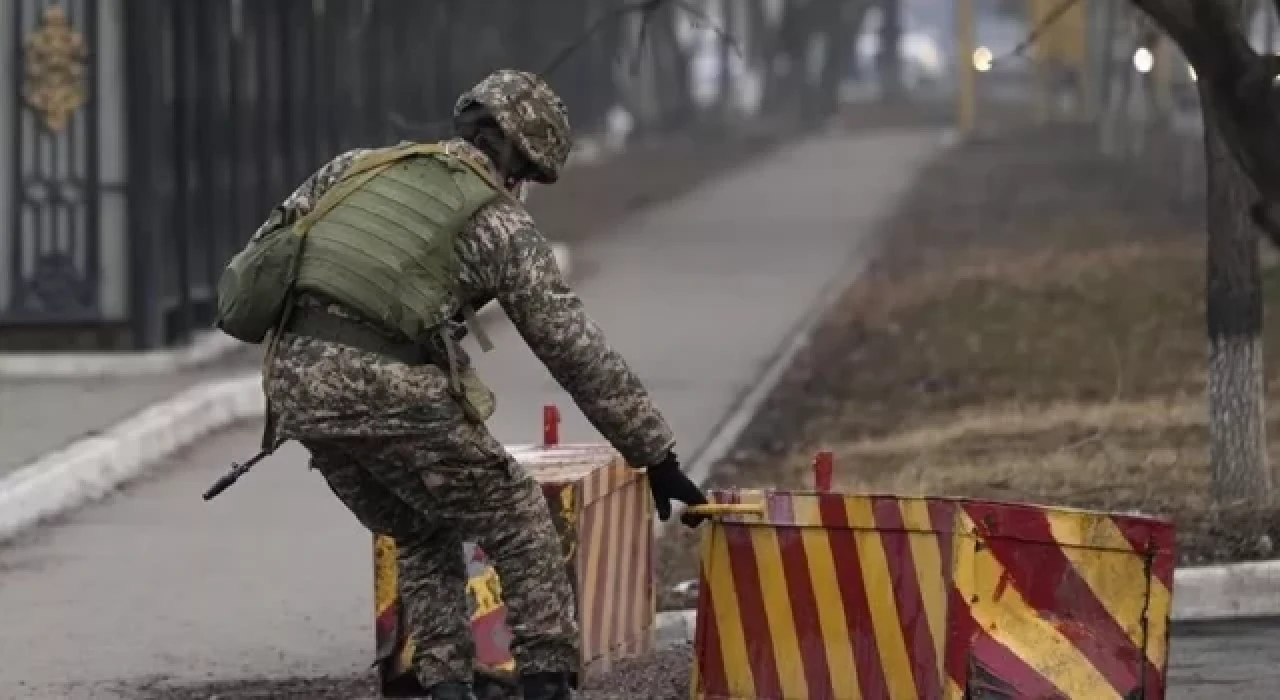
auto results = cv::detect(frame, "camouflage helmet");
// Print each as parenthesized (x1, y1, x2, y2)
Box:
(454, 69, 572, 184)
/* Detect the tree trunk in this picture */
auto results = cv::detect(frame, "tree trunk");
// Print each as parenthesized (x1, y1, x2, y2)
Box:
(876, 0, 904, 101)
(650, 5, 696, 132)
(717, 0, 735, 120)
(1201, 89, 1273, 505)
(812, 0, 867, 121)
(765, 0, 805, 116)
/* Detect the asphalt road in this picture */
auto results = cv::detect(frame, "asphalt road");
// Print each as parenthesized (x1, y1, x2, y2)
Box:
(0, 424, 1275, 699)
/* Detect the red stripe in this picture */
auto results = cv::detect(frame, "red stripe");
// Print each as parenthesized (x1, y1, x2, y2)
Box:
(775, 494, 835, 697)
(963, 502, 1151, 697)
(1110, 517, 1176, 589)
(926, 499, 956, 579)
(945, 585, 976, 687)
(723, 523, 783, 697)
(969, 624, 1071, 698)
(819, 494, 890, 699)
(1106, 516, 1174, 695)
(873, 497, 943, 698)
(767, 490, 796, 523)
(693, 550, 729, 697)
(375, 603, 398, 646)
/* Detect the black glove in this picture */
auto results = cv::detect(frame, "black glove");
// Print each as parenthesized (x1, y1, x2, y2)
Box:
(646, 451, 710, 528)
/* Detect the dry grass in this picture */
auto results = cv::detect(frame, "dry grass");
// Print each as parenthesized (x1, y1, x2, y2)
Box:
(653, 127, 1280, 600)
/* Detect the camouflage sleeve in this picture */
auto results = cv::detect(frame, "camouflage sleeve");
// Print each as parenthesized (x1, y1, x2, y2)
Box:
(248, 148, 373, 242)
(462, 200, 676, 468)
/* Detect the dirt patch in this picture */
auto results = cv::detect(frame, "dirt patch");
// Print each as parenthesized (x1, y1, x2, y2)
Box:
(657, 123, 1280, 607)
(120, 646, 694, 699)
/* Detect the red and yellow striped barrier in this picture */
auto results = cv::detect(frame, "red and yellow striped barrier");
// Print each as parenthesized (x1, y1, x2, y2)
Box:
(373, 434, 655, 696)
(690, 487, 1176, 699)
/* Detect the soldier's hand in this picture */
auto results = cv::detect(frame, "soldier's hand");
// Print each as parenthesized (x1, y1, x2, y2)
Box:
(646, 452, 710, 528)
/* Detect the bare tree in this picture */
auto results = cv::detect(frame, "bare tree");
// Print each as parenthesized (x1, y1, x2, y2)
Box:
(1128, 0, 1276, 504)
(876, 0, 904, 101)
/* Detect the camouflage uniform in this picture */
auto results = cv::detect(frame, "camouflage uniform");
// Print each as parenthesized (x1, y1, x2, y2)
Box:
(262, 71, 676, 692)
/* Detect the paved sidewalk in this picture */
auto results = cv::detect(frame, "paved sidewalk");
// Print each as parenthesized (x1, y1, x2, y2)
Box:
(0, 349, 259, 476)
(0, 129, 943, 697)
(475, 130, 941, 453)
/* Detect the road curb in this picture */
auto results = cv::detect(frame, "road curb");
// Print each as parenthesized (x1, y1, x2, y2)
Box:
(655, 609, 698, 650)
(0, 244, 571, 380)
(1171, 560, 1280, 621)
(0, 373, 264, 544)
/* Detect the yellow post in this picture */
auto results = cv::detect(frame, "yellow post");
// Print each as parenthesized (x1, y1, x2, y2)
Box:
(956, 0, 977, 135)
(1029, 0, 1089, 120)
(1029, 0, 1049, 123)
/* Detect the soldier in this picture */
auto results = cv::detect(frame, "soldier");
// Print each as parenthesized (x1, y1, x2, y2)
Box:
(247, 70, 710, 700)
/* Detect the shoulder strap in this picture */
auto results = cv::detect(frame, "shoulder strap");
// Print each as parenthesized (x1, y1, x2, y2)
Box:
(292, 142, 449, 238)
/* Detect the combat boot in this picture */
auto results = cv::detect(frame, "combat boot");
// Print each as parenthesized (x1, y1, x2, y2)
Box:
(518, 671, 573, 700)
(423, 681, 477, 700)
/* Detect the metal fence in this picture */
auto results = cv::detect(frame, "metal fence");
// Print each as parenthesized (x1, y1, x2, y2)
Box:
(2, 0, 624, 351)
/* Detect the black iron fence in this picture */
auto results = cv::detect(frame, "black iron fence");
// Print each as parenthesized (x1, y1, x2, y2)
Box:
(2, 0, 624, 351)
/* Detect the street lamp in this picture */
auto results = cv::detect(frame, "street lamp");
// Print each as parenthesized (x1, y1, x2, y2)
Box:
(972, 46, 993, 73)
(1132, 47, 1154, 74)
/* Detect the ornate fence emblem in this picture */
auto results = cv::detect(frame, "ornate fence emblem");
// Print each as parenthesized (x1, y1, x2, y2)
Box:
(22, 5, 89, 132)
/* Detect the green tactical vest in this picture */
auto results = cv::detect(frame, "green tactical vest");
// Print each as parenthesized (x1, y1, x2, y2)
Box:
(214, 142, 504, 427)
(294, 146, 500, 341)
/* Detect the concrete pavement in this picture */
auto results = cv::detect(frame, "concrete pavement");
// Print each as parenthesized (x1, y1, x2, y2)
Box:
(1167, 618, 1280, 699)
(0, 349, 258, 477)
(0, 129, 944, 696)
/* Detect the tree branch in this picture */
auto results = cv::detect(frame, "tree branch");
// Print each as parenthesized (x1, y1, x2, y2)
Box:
(1130, 0, 1280, 245)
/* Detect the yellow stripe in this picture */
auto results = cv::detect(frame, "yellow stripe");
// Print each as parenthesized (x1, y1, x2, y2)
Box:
(900, 498, 948, 690)
(705, 522, 755, 698)
(795, 497, 861, 698)
(749, 522, 808, 698)
(956, 513, 1122, 700)
(845, 497, 919, 700)
(945, 678, 966, 699)
(373, 534, 398, 615)
(373, 534, 415, 675)
(1046, 512, 1171, 670)
(582, 493, 607, 659)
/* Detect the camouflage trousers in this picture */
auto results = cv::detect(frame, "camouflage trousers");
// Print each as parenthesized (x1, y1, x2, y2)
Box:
(302, 433, 579, 689)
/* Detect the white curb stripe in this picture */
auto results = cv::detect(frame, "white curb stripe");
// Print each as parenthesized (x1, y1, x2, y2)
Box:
(1172, 561, 1280, 621)
(0, 374, 263, 543)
